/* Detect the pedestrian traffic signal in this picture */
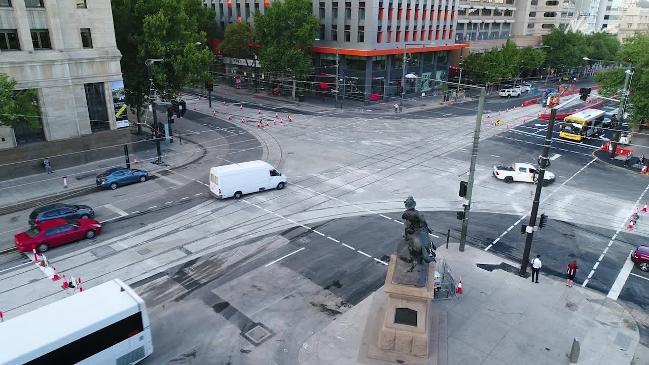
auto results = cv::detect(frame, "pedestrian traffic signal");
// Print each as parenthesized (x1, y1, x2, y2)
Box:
(456, 211, 465, 220)
(579, 87, 591, 101)
(459, 181, 468, 198)
(539, 214, 548, 229)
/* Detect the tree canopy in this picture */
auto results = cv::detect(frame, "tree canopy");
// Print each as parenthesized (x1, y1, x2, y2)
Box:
(112, 0, 216, 111)
(220, 22, 255, 62)
(462, 40, 546, 85)
(541, 28, 590, 70)
(0, 74, 40, 129)
(595, 35, 649, 126)
(253, 0, 319, 78)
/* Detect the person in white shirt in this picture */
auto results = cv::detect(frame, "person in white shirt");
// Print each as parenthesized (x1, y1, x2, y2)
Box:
(531, 255, 542, 283)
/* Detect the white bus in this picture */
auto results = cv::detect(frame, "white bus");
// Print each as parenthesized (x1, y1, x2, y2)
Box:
(0, 279, 153, 365)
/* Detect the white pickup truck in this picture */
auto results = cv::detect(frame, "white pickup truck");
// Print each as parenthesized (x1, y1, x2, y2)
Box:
(493, 163, 555, 185)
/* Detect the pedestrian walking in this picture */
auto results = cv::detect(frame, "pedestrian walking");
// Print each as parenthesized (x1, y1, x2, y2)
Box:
(566, 259, 578, 287)
(179, 99, 187, 117)
(531, 255, 542, 283)
(43, 158, 52, 174)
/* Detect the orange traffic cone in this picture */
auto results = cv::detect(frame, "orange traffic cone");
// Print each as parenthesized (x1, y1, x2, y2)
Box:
(32, 249, 38, 262)
(456, 280, 463, 295)
(52, 272, 60, 281)
(39, 254, 47, 267)
(627, 220, 635, 230)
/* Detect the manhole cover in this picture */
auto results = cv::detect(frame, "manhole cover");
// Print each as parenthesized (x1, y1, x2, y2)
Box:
(138, 248, 152, 255)
(242, 323, 273, 345)
(90, 245, 116, 258)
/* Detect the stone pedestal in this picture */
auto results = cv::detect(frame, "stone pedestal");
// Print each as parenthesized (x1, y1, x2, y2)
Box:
(366, 251, 440, 364)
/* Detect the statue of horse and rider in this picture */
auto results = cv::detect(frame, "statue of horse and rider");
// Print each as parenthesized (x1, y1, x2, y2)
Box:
(401, 196, 436, 272)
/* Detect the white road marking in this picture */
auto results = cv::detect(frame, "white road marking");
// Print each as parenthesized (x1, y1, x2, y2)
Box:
(148, 206, 158, 210)
(312, 230, 326, 237)
(583, 183, 649, 287)
(327, 236, 340, 243)
(264, 247, 306, 267)
(342, 243, 355, 250)
(104, 204, 129, 217)
(373, 258, 389, 265)
(357, 250, 372, 258)
(0, 261, 31, 274)
(490, 155, 501, 158)
(549, 153, 561, 160)
(181, 197, 189, 200)
(607, 251, 635, 300)
(630, 272, 649, 282)
(165, 201, 173, 205)
(487, 158, 597, 251)
(131, 210, 140, 215)
(195, 193, 203, 196)
(380, 214, 392, 220)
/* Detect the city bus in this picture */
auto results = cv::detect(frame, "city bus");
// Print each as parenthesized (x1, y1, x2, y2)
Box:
(0, 279, 153, 365)
(559, 108, 606, 142)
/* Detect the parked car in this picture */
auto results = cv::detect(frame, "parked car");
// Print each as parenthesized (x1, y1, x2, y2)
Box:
(499, 88, 521, 97)
(96, 167, 149, 190)
(29, 203, 94, 225)
(14, 218, 102, 253)
(631, 245, 649, 271)
(493, 163, 555, 185)
(520, 83, 533, 93)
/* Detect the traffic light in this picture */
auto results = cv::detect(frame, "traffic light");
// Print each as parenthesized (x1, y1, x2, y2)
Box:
(539, 214, 548, 229)
(456, 211, 465, 220)
(459, 181, 468, 197)
(579, 87, 591, 101)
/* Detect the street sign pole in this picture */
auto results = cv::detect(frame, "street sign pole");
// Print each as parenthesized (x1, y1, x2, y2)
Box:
(459, 87, 486, 251)
(519, 107, 557, 276)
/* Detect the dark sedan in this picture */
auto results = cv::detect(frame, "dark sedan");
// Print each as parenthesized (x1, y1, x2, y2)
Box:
(96, 167, 149, 190)
(29, 203, 95, 225)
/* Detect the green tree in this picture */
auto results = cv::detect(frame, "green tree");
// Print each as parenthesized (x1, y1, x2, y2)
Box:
(254, 0, 319, 97)
(517, 47, 546, 76)
(220, 22, 254, 60)
(0, 74, 40, 129)
(595, 35, 649, 126)
(542, 28, 589, 71)
(585, 32, 620, 61)
(112, 0, 215, 128)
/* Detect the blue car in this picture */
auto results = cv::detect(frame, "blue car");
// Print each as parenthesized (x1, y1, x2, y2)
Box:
(96, 167, 149, 190)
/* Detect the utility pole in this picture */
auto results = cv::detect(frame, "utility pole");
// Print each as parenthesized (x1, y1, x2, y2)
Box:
(145, 58, 163, 164)
(401, 43, 406, 110)
(459, 87, 486, 251)
(610, 68, 633, 158)
(335, 48, 339, 108)
(519, 107, 557, 276)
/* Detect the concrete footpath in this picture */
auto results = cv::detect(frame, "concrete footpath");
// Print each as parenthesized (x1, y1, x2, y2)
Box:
(298, 244, 639, 365)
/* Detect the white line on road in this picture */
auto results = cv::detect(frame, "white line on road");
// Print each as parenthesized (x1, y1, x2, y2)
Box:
(487, 158, 597, 251)
(151, 172, 184, 187)
(0, 261, 31, 274)
(131, 210, 140, 214)
(264, 247, 305, 267)
(357, 250, 372, 258)
(181, 197, 189, 200)
(104, 204, 129, 217)
(373, 258, 389, 265)
(490, 155, 501, 158)
(194, 193, 203, 196)
(380, 214, 392, 220)
(549, 153, 561, 160)
(165, 201, 173, 205)
(327, 236, 340, 243)
(312, 230, 326, 237)
(630, 272, 649, 282)
(583, 182, 649, 288)
(148, 206, 158, 210)
(607, 251, 635, 300)
(342, 243, 355, 250)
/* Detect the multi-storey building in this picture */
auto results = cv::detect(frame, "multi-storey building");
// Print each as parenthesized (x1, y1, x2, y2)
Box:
(0, 0, 123, 150)
(206, 0, 467, 101)
(614, 1, 649, 40)
(455, 0, 517, 49)
(514, 0, 578, 37)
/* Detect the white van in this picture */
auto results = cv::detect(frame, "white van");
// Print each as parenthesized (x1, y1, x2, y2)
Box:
(209, 160, 288, 199)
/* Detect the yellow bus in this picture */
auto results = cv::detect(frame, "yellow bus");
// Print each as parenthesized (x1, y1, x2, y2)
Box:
(559, 108, 606, 142)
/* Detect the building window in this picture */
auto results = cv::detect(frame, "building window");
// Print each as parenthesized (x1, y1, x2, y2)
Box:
(546, 0, 559, 5)
(31, 29, 51, 49)
(345, 2, 351, 19)
(359, 2, 365, 21)
(0, 29, 20, 50)
(320, 24, 325, 40)
(529, 12, 536, 17)
(604, 15, 610, 20)
(84, 83, 110, 133)
(76, 0, 87, 8)
(333, 2, 338, 19)
(80, 28, 93, 48)
(544, 12, 556, 17)
(331, 24, 338, 40)
(25, 0, 44, 7)
(319, 2, 325, 19)
(504, 10, 513, 16)
(481, 9, 492, 16)
(344, 24, 350, 41)
(541, 23, 555, 29)
(527, 23, 534, 28)
(245, 3, 250, 17)
(0, 0, 11, 7)
(358, 25, 365, 42)
(531, 0, 538, 4)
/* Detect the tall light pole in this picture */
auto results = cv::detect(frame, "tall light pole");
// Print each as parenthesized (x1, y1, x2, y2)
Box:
(145, 58, 163, 164)
(583, 57, 633, 158)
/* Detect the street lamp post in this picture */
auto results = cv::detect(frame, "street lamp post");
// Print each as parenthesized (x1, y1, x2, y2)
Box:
(582, 57, 633, 158)
(145, 58, 163, 164)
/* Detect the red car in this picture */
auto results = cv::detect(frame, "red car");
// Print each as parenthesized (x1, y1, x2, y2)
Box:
(14, 218, 102, 253)
(631, 245, 649, 272)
